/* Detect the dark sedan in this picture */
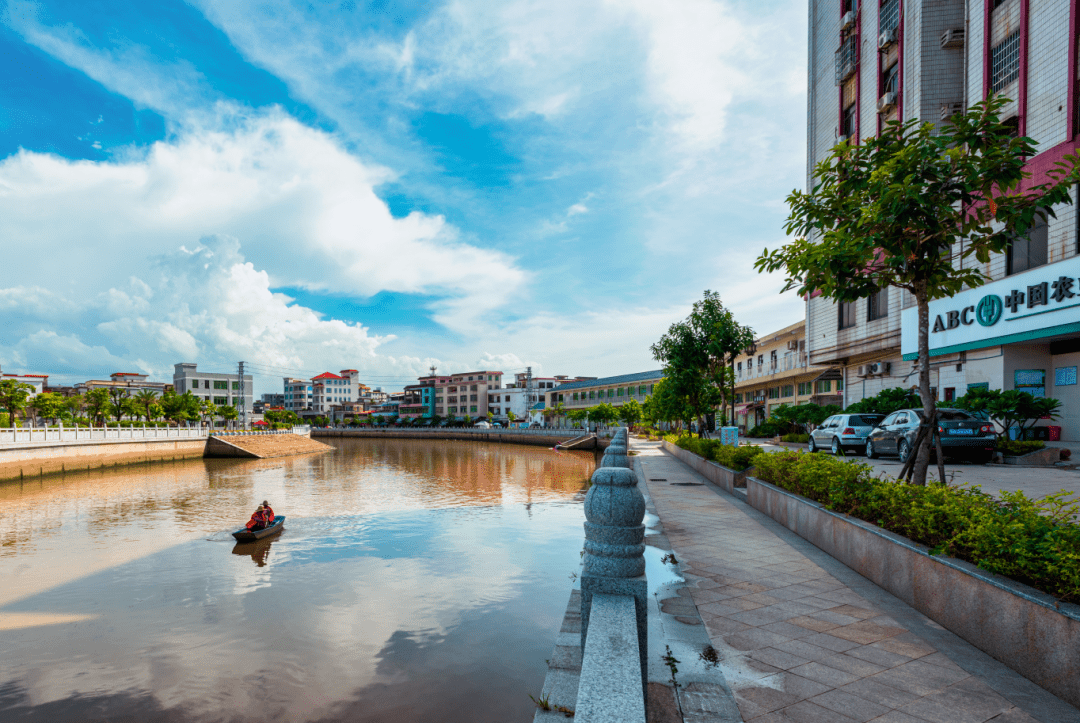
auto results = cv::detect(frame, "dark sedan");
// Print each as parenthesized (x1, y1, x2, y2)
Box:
(864, 408, 996, 464)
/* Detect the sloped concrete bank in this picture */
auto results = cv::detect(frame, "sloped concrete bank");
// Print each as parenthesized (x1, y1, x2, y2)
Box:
(204, 434, 331, 459)
(313, 428, 610, 449)
(0, 438, 207, 482)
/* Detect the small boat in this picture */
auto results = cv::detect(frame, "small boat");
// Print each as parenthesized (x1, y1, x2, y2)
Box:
(232, 515, 286, 542)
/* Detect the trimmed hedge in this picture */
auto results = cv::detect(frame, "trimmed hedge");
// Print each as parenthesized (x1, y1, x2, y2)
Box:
(753, 450, 1080, 604)
(997, 440, 1046, 457)
(781, 433, 810, 444)
(665, 433, 765, 471)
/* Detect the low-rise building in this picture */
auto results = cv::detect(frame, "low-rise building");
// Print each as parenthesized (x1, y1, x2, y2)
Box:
(77, 372, 173, 396)
(0, 365, 48, 400)
(434, 370, 503, 419)
(546, 370, 664, 413)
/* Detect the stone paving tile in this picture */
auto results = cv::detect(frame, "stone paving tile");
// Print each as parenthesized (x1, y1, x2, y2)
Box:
(634, 443, 1060, 723)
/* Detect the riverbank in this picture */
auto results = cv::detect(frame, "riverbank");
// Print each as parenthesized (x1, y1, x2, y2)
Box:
(0, 437, 208, 482)
(312, 427, 610, 449)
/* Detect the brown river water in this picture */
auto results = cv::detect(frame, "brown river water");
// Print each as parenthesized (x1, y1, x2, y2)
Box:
(0, 437, 595, 722)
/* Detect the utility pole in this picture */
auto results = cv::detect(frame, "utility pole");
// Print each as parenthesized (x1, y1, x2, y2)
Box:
(238, 361, 246, 430)
(526, 366, 533, 426)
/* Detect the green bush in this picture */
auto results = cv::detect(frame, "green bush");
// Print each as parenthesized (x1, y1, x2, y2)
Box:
(752, 450, 1080, 603)
(997, 440, 1046, 457)
(664, 433, 765, 471)
(746, 422, 782, 438)
(781, 433, 810, 444)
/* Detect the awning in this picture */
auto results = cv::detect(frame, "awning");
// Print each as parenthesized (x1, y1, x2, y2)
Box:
(811, 367, 844, 383)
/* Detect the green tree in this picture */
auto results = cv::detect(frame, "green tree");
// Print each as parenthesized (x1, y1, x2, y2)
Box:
(64, 393, 85, 424)
(133, 389, 159, 422)
(161, 390, 201, 425)
(84, 388, 111, 426)
(107, 387, 131, 423)
(618, 399, 643, 427)
(463, 414, 473, 426)
(0, 379, 35, 426)
(567, 408, 588, 428)
(954, 387, 1061, 439)
(587, 402, 619, 427)
(486, 411, 494, 423)
(844, 387, 921, 416)
(756, 97, 1080, 484)
(507, 410, 518, 426)
(30, 392, 66, 425)
(147, 402, 164, 424)
(219, 404, 239, 428)
(200, 400, 218, 428)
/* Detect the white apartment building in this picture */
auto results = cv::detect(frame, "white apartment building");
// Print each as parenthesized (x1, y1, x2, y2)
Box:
(0, 365, 48, 400)
(172, 363, 254, 409)
(311, 370, 361, 414)
(284, 378, 312, 412)
(807, 0, 1080, 438)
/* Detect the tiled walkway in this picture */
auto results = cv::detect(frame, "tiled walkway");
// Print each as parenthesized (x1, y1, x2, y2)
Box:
(635, 442, 1079, 723)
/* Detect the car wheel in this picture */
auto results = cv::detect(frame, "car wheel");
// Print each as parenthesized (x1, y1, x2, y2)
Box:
(898, 439, 911, 463)
(831, 437, 842, 456)
(866, 439, 878, 459)
(808, 437, 817, 453)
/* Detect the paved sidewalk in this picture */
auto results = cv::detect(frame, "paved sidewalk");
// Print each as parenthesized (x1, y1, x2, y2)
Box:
(634, 441, 1079, 723)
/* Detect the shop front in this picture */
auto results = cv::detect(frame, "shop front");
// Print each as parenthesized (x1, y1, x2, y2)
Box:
(901, 258, 1080, 441)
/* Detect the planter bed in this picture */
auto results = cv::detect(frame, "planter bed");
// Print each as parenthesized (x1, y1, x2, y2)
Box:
(1002, 447, 1062, 466)
(661, 440, 747, 492)
(745, 474, 1080, 709)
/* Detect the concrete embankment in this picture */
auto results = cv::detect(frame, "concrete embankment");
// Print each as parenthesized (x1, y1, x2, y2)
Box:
(205, 434, 331, 459)
(0, 438, 207, 482)
(312, 428, 610, 449)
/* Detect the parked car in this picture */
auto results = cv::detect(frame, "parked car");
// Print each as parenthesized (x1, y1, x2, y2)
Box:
(808, 413, 886, 455)
(864, 408, 996, 463)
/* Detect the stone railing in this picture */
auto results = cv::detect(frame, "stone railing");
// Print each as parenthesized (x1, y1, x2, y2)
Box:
(0, 426, 209, 445)
(577, 428, 646, 722)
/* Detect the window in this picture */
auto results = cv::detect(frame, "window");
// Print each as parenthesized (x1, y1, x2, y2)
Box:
(617, 388, 624, 396)
(649, 385, 654, 394)
(835, 34, 856, 85)
(607, 389, 614, 397)
(470, 394, 478, 401)
(798, 382, 811, 395)
(839, 301, 857, 329)
(768, 387, 780, 399)
(1008, 214, 1048, 275)
(782, 385, 794, 397)
(639, 385, 646, 394)
(573, 393, 579, 401)
(757, 355, 764, 367)
(589, 391, 596, 399)
(558, 394, 564, 402)
(880, 0, 899, 33)
(842, 103, 857, 138)
(944, 387, 956, 402)
(214, 396, 227, 405)
(837, 378, 844, 391)
(882, 62, 899, 97)
(815, 380, 833, 394)
(868, 287, 889, 321)
(471, 385, 478, 391)
(470, 406, 478, 413)
(991, 31, 1020, 92)
(232, 382, 240, 390)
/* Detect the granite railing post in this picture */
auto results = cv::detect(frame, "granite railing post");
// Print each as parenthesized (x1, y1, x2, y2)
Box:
(580, 427, 647, 699)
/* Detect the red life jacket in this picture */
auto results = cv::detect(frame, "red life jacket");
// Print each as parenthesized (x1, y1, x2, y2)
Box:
(245, 509, 267, 530)
(263, 506, 275, 524)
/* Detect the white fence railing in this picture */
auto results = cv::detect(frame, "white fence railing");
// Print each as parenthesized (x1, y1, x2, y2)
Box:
(0, 426, 210, 445)
(313, 427, 589, 437)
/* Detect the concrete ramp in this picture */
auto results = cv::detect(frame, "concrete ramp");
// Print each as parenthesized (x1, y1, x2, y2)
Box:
(205, 434, 332, 459)
(556, 434, 597, 450)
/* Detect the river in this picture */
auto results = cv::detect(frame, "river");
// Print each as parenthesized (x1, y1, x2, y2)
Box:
(0, 438, 594, 722)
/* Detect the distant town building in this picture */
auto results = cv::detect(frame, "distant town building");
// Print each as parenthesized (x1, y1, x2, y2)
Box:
(173, 363, 253, 410)
(311, 370, 362, 414)
(547, 370, 664, 413)
(433, 370, 503, 419)
(76, 372, 173, 396)
(0, 365, 48, 400)
(733, 321, 829, 430)
(261, 393, 284, 407)
(284, 378, 312, 412)
(499, 373, 594, 422)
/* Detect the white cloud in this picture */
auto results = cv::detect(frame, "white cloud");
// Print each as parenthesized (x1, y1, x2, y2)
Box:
(0, 110, 526, 333)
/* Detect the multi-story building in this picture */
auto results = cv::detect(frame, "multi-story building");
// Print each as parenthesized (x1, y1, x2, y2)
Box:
(399, 377, 439, 421)
(498, 373, 595, 422)
(733, 321, 834, 429)
(434, 370, 503, 419)
(260, 393, 284, 408)
(173, 363, 253, 410)
(310, 370, 362, 414)
(807, 0, 1080, 438)
(76, 372, 173, 396)
(284, 378, 312, 412)
(547, 370, 664, 413)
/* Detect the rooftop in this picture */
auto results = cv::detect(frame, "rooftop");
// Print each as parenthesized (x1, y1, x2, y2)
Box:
(547, 369, 664, 392)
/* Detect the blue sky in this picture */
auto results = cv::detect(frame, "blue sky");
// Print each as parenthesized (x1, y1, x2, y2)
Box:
(0, 0, 807, 393)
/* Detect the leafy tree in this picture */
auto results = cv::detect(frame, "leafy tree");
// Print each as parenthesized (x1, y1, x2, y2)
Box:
(463, 414, 473, 426)
(63, 394, 85, 423)
(618, 399, 643, 427)
(161, 390, 201, 425)
(372, 414, 384, 426)
(587, 402, 619, 427)
(313, 415, 330, 427)
(133, 389, 159, 422)
(486, 411, 494, 423)
(30, 392, 66, 425)
(953, 387, 1061, 439)
(200, 400, 218, 428)
(756, 97, 1080, 484)
(0, 379, 35, 426)
(219, 404, 239, 428)
(507, 410, 518, 425)
(107, 387, 132, 422)
(84, 388, 111, 426)
(147, 402, 164, 424)
(567, 408, 588, 428)
(844, 387, 921, 416)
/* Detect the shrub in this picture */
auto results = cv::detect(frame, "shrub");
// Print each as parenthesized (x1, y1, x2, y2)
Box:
(997, 440, 1046, 457)
(752, 450, 1080, 603)
(746, 422, 782, 438)
(664, 433, 764, 471)
(781, 433, 810, 444)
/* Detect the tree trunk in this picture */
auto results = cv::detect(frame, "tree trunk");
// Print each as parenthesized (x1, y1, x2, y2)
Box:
(913, 282, 934, 486)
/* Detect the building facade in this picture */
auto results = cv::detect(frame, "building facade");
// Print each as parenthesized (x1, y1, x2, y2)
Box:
(173, 363, 253, 410)
(434, 370, 503, 419)
(733, 321, 835, 429)
(0, 366, 48, 400)
(546, 370, 664, 413)
(76, 372, 173, 396)
(310, 370, 362, 414)
(807, 0, 1080, 437)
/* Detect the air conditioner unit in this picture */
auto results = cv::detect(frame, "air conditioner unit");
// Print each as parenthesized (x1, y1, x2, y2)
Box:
(787, 340, 799, 350)
(841, 10, 856, 29)
(877, 92, 897, 113)
(856, 365, 868, 377)
(940, 28, 965, 49)
(878, 27, 897, 49)
(880, 362, 892, 376)
(940, 102, 963, 121)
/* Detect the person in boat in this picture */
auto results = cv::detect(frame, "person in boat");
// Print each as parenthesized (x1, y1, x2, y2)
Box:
(246, 505, 269, 531)
(261, 500, 275, 524)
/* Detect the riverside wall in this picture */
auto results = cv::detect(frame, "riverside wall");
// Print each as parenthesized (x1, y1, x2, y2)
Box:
(312, 428, 610, 449)
(0, 438, 208, 482)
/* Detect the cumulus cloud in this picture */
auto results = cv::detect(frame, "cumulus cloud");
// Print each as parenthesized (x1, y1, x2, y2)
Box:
(0, 109, 526, 333)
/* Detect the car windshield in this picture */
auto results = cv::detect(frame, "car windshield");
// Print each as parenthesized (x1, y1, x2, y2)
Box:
(849, 415, 884, 426)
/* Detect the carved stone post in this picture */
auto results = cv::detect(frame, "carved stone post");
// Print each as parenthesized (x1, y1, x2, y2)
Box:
(581, 464, 647, 695)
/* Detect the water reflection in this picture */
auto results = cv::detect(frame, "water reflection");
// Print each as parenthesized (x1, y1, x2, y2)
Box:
(0, 438, 592, 722)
